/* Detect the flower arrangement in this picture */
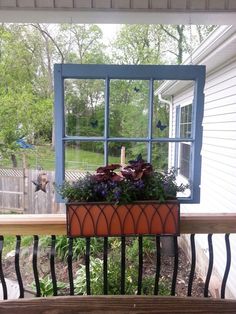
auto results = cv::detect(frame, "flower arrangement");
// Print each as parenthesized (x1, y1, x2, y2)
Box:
(58, 154, 188, 204)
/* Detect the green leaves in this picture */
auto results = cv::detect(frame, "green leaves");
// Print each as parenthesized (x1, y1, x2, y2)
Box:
(31, 276, 66, 297)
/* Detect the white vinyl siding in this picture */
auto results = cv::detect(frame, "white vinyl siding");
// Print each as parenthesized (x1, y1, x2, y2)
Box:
(172, 61, 236, 298)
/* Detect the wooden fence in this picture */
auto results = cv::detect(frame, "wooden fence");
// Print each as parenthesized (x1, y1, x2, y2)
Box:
(0, 168, 86, 214)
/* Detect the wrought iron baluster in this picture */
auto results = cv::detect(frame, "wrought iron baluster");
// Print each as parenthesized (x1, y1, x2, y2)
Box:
(137, 236, 143, 295)
(67, 237, 74, 295)
(103, 237, 108, 295)
(187, 234, 196, 297)
(85, 237, 91, 295)
(121, 236, 126, 295)
(15, 235, 24, 298)
(32, 235, 41, 297)
(0, 236, 7, 300)
(221, 234, 231, 299)
(50, 235, 57, 296)
(154, 236, 161, 295)
(204, 234, 213, 297)
(171, 236, 178, 296)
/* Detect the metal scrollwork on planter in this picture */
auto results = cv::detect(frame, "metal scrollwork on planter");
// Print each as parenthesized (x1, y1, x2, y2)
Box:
(66, 201, 180, 237)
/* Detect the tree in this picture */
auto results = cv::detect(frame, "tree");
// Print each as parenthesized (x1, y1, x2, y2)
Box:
(111, 25, 162, 65)
(59, 24, 108, 64)
(0, 22, 216, 168)
(0, 25, 53, 166)
(160, 24, 216, 64)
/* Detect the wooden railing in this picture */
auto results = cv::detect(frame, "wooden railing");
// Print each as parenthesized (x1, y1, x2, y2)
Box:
(1, 213, 236, 313)
(1, 295, 236, 314)
(1, 213, 236, 235)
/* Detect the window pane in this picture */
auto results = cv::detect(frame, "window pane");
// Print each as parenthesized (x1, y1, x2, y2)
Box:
(108, 142, 147, 166)
(152, 80, 170, 138)
(152, 102, 170, 138)
(109, 80, 149, 138)
(65, 141, 104, 173)
(64, 79, 105, 137)
(179, 143, 191, 178)
(152, 143, 169, 171)
(180, 104, 192, 138)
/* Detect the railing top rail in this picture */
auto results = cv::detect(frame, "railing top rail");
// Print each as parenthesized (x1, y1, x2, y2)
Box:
(1, 295, 236, 314)
(0, 213, 236, 235)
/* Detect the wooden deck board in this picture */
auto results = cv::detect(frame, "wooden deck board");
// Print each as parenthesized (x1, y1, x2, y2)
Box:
(0, 296, 236, 314)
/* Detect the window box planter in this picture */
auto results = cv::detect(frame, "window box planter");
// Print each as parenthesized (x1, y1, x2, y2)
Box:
(66, 200, 180, 237)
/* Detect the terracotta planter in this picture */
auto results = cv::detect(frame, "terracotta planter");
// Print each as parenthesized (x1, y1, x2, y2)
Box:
(66, 200, 180, 237)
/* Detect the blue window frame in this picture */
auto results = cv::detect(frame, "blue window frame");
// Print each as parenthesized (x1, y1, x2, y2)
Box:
(54, 64, 205, 203)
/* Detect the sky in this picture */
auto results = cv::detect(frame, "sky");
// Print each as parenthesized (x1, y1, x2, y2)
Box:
(98, 24, 121, 43)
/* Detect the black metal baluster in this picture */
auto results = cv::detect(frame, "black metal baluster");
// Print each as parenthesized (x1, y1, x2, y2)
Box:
(50, 235, 57, 296)
(0, 236, 7, 300)
(85, 237, 91, 295)
(103, 237, 108, 295)
(221, 234, 231, 299)
(171, 236, 178, 296)
(67, 237, 74, 295)
(15, 235, 24, 298)
(121, 236, 126, 295)
(187, 234, 196, 297)
(154, 236, 161, 295)
(137, 236, 143, 295)
(204, 234, 213, 297)
(32, 235, 41, 297)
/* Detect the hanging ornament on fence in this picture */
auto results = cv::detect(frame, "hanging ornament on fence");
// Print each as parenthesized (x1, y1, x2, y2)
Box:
(32, 172, 49, 193)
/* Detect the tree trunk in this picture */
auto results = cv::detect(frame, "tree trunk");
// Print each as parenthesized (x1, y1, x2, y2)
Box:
(11, 154, 17, 167)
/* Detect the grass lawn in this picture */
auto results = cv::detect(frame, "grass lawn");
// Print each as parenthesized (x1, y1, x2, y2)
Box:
(0, 145, 120, 170)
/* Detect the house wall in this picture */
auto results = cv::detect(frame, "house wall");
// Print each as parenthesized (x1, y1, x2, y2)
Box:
(171, 59, 236, 298)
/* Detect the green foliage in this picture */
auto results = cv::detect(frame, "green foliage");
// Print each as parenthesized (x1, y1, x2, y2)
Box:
(2, 236, 33, 257)
(74, 251, 170, 295)
(0, 23, 215, 167)
(50, 236, 104, 261)
(111, 25, 162, 65)
(126, 237, 156, 260)
(0, 144, 120, 170)
(31, 276, 66, 297)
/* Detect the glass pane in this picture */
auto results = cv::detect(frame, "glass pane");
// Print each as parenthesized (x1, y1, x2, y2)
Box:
(64, 79, 105, 137)
(151, 143, 169, 171)
(180, 104, 192, 138)
(179, 143, 191, 178)
(65, 141, 104, 174)
(109, 79, 149, 138)
(153, 81, 170, 138)
(108, 142, 147, 166)
(162, 141, 191, 198)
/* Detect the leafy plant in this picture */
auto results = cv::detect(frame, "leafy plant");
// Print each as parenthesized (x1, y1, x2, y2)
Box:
(57, 154, 188, 204)
(51, 236, 104, 261)
(31, 276, 66, 297)
(74, 253, 170, 295)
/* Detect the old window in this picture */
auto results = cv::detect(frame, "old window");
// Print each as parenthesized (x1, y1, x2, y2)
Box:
(54, 64, 205, 203)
